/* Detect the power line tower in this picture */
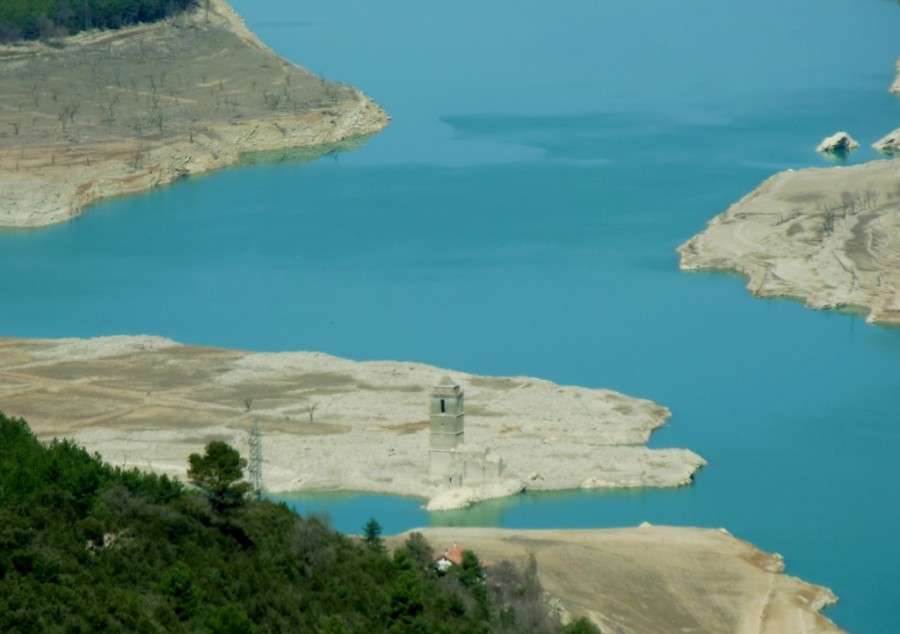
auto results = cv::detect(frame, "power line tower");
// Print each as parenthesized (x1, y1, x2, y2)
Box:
(248, 419, 262, 499)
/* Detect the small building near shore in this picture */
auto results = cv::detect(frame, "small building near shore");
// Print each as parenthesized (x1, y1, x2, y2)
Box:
(433, 544, 465, 573)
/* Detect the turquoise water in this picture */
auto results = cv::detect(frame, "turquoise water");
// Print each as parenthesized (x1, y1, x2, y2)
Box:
(2, 0, 900, 630)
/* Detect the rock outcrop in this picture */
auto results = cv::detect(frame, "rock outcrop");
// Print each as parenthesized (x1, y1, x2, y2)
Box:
(816, 131, 859, 154)
(891, 58, 900, 93)
(679, 159, 900, 325)
(873, 128, 900, 154)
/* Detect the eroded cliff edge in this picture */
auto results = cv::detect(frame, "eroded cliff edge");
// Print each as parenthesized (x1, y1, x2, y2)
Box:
(0, 0, 389, 228)
(678, 159, 900, 325)
(0, 336, 705, 510)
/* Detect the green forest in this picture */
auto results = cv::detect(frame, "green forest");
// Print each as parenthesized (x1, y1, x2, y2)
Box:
(0, 411, 600, 633)
(0, 0, 197, 42)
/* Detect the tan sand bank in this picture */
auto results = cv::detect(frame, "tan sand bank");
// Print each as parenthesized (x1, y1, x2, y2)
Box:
(0, 0, 388, 228)
(389, 526, 844, 634)
(0, 336, 704, 509)
(678, 159, 900, 325)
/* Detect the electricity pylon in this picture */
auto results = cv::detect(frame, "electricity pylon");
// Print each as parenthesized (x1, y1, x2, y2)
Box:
(248, 419, 262, 499)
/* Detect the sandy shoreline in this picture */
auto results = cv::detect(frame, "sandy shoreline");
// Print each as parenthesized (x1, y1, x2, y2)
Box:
(386, 526, 844, 634)
(0, 0, 388, 228)
(678, 159, 900, 325)
(0, 335, 705, 510)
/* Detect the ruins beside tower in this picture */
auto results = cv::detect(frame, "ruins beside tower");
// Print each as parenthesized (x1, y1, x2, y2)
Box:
(428, 376, 505, 487)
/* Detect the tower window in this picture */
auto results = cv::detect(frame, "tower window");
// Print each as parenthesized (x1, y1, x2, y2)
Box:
(440, 399, 446, 413)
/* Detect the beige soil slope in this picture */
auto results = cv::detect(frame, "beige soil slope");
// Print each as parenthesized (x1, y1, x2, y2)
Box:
(0, 0, 388, 228)
(0, 336, 704, 509)
(389, 527, 844, 634)
(678, 159, 900, 325)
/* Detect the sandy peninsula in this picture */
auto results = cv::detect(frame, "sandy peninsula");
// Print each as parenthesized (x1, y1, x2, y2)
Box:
(892, 58, 900, 93)
(678, 159, 900, 325)
(0, 0, 388, 228)
(0, 335, 705, 510)
(387, 526, 844, 634)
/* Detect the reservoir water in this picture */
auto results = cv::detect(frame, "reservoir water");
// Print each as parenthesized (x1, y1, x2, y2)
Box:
(2, 0, 899, 630)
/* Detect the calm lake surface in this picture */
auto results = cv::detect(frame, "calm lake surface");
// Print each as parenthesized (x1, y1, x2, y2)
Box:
(3, 0, 900, 630)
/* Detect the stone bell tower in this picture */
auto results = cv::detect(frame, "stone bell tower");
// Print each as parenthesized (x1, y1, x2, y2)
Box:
(429, 376, 465, 477)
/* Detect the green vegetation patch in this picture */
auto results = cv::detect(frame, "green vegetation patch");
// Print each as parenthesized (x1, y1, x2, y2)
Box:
(0, 411, 600, 633)
(0, 0, 197, 43)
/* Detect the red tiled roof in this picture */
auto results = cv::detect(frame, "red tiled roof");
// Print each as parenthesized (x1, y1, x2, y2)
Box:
(433, 544, 465, 566)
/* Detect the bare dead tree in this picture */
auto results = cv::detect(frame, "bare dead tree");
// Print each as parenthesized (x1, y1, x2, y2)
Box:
(301, 400, 319, 423)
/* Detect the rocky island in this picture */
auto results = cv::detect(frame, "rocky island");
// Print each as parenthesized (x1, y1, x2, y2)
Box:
(679, 159, 900, 325)
(0, 335, 705, 510)
(0, 0, 388, 228)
